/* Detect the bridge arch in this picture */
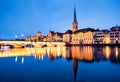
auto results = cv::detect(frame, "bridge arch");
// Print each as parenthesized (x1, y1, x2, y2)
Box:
(25, 44, 34, 48)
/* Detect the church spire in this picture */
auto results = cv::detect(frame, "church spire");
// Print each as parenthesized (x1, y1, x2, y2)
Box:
(72, 5, 78, 32)
(73, 5, 77, 23)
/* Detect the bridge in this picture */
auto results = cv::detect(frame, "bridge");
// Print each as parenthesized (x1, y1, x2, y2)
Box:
(0, 41, 66, 48)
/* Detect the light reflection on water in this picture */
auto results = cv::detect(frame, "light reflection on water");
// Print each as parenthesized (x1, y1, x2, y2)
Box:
(0, 46, 120, 82)
(0, 46, 119, 62)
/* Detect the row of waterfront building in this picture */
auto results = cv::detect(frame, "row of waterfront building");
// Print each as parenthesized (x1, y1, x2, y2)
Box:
(25, 7, 120, 45)
(25, 25, 120, 45)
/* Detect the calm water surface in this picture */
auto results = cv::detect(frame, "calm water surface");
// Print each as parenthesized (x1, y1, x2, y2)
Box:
(0, 46, 120, 82)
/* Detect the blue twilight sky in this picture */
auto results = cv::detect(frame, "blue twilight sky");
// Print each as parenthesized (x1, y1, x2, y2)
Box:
(0, 0, 120, 39)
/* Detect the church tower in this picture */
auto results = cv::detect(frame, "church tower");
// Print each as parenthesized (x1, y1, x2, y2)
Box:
(72, 6, 78, 32)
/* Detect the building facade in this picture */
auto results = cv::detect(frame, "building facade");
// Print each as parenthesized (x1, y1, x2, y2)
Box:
(94, 26, 120, 44)
(109, 26, 120, 44)
(63, 30, 72, 43)
(72, 28, 95, 44)
(93, 30, 108, 44)
(25, 31, 46, 42)
(47, 31, 63, 42)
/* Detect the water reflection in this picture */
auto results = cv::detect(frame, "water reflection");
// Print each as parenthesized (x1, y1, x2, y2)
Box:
(115, 47, 118, 58)
(72, 59, 78, 82)
(71, 46, 93, 61)
(15, 56, 18, 62)
(103, 46, 111, 59)
(0, 46, 120, 63)
(0, 46, 120, 82)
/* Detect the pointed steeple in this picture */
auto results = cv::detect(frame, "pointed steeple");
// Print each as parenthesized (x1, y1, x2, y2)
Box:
(73, 5, 77, 23)
(72, 5, 78, 32)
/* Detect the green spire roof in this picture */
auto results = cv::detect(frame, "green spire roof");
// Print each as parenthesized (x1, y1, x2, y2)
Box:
(73, 5, 77, 23)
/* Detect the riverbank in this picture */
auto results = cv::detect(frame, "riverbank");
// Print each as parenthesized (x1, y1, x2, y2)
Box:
(69, 43, 120, 47)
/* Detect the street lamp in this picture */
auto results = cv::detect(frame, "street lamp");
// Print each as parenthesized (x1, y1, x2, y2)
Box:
(21, 34, 24, 40)
(15, 35, 18, 40)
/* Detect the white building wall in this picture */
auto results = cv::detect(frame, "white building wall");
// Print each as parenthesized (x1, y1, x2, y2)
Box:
(93, 31, 106, 44)
(109, 31, 120, 44)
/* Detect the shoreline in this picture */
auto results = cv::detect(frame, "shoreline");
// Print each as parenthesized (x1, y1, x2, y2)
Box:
(67, 43, 120, 47)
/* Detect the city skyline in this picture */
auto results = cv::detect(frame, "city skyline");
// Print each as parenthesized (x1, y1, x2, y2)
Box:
(0, 0, 120, 39)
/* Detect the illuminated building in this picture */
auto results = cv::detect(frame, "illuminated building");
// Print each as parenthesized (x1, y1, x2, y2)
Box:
(54, 32, 63, 42)
(72, 28, 95, 44)
(47, 31, 55, 42)
(103, 34, 110, 44)
(36, 31, 41, 41)
(47, 31, 63, 42)
(62, 6, 95, 45)
(63, 6, 120, 45)
(94, 25, 120, 44)
(108, 25, 120, 44)
(25, 31, 46, 42)
(93, 30, 108, 44)
(63, 30, 72, 43)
